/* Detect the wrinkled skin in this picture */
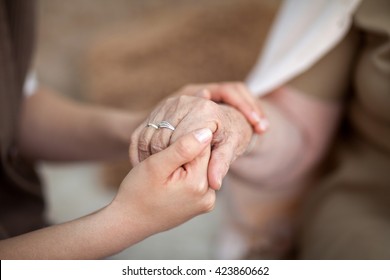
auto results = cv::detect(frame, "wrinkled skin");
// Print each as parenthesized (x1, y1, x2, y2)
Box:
(130, 93, 253, 190)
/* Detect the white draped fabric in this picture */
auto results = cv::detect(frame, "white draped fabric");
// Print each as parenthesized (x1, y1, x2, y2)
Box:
(246, 0, 361, 96)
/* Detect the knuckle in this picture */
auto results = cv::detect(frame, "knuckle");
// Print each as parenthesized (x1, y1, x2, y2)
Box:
(177, 94, 186, 103)
(150, 142, 166, 154)
(165, 96, 176, 104)
(200, 98, 217, 111)
(137, 138, 150, 154)
(177, 94, 192, 104)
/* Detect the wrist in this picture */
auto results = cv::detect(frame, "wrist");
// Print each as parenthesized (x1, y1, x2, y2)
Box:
(103, 196, 152, 251)
(97, 109, 146, 160)
(229, 99, 304, 186)
(219, 104, 253, 155)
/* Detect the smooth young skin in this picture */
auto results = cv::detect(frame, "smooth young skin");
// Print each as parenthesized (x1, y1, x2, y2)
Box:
(0, 128, 214, 259)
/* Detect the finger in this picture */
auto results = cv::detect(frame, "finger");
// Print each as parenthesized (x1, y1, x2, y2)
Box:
(150, 115, 180, 155)
(168, 104, 219, 147)
(178, 84, 268, 134)
(180, 83, 263, 130)
(149, 126, 174, 155)
(207, 143, 236, 190)
(129, 122, 149, 166)
(233, 84, 269, 133)
(138, 119, 160, 162)
(195, 89, 212, 99)
(180, 84, 219, 97)
(145, 128, 212, 180)
(183, 143, 211, 192)
(219, 84, 265, 134)
(137, 103, 168, 162)
(200, 83, 269, 134)
(149, 96, 195, 155)
(196, 84, 263, 132)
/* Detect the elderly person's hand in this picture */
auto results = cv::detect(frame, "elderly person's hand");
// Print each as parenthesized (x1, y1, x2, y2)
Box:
(177, 82, 269, 134)
(130, 88, 254, 190)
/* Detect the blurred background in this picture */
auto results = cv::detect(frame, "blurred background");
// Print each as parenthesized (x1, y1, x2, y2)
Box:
(34, 0, 280, 259)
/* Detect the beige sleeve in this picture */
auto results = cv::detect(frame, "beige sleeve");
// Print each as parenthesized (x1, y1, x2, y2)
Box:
(288, 27, 360, 101)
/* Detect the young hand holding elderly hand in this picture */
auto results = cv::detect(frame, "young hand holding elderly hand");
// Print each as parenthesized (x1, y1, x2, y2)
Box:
(130, 83, 267, 190)
(0, 127, 214, 259)
(0, 81, 264, 259)
(113, 128, 215, 236)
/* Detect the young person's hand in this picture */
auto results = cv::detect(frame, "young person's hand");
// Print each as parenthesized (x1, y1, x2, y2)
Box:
(130, 95, 253, 190)
(0, 129, 214, 260)
(111, 128, 215, 238)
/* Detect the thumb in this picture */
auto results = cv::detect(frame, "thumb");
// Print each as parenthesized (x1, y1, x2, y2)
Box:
(145, 128, 212, 180)
(208, 144, 235, 190)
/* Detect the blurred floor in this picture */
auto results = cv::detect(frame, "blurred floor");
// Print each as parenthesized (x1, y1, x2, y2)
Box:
(39, 162, 222, 259)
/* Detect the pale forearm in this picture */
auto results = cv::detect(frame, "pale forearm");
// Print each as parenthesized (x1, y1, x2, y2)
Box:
(0, 127, 215, 259)
(230, 87, 342, 188)
(0, 204, 147, 259)
(17, 87, 146, 161)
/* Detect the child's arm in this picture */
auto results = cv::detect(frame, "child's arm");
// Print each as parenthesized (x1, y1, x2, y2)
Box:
(0, 128, 213, 259)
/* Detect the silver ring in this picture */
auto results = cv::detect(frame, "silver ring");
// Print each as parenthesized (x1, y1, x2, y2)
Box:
(146, 123, 159, 129)
(158, 121, 175, 131)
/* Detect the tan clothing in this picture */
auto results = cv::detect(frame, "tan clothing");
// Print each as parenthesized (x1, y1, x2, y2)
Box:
(247, 0, 362, 96)
(219, 0, 390, 259)
(295, 0, 390, 259)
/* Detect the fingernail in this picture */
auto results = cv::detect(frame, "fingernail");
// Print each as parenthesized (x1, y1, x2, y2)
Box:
(217, 178, 222, 190)
(258, 118, 269, 131)
(251, 111, 261, 123)
(194, 128, 212, 143)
